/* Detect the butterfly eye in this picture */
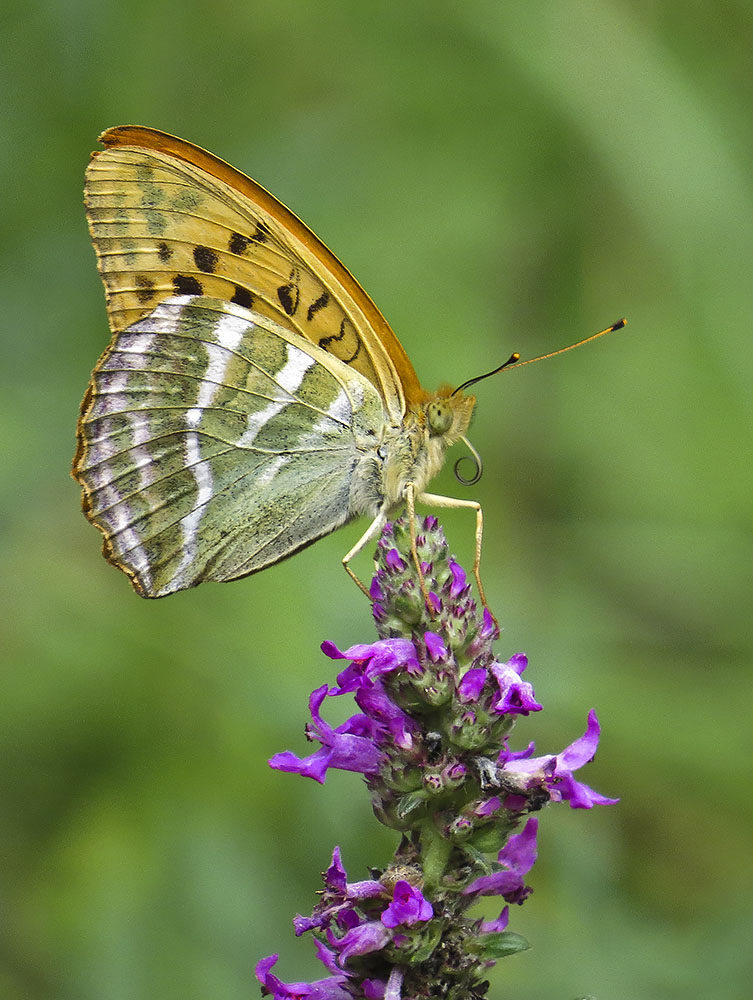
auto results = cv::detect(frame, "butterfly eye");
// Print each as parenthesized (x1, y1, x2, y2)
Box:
(426, 401, 453, 436)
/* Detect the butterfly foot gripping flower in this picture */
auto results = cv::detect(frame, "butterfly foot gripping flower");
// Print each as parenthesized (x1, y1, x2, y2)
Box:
(261, 516, 617, 999)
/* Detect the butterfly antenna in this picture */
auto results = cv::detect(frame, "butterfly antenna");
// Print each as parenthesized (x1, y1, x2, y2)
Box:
(454, 436, 483, 486)
(501, 318, 627, 371)
(452, 353, 520, 396)
(451, 318, 627, 393)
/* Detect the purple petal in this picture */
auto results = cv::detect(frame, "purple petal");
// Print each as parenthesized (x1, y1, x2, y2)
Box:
(355, 684, 417, 750)
(475, 795, 502, 817)
(558, 709, 601, 771)
(463, 818, 538, 901)
(325, 846, 347, 892)
(385, 966, 405, 1000)
(325, 639, 421, 692)
(313, 938, 341, 975)
(480, 905, 510, 934)
(481, 607, 499, 639)
(337, 920, 391, 961)
(381, 881, 434, 928)
(457, 667, 486, 703)
(448, 558, 468, 597)
(424, 631, 447, 661)
(498, 817, 538, 874)
(363, 979, 387, 999)
(490, 658, 542, 716)
(254, 954, 351, 1000)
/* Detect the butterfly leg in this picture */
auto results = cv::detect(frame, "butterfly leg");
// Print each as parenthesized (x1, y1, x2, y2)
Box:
(415, 491, 491, 612)
(403, 482, 436, 613)
(342, 513, 387, 597)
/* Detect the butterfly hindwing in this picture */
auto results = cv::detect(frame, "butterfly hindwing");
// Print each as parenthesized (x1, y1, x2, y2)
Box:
(74, 295, 386, 597)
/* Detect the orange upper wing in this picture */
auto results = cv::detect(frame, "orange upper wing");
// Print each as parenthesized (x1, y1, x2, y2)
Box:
(84, 126, 424, 421)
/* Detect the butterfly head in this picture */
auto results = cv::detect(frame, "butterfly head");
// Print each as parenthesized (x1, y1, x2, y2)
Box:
(423, 386, 476, 445)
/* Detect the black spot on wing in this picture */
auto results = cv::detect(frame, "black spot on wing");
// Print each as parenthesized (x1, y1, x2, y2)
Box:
(307, 290, 330, 322)
(277, 282, 300, 316)
(229, 231, 249, 254)
(228, 222, 271, 255)
(251, 221, 271, 243)
(230, 285, 254, 309)
(319, 318, 362, 364)
(157, 242, 172, 263)
(173, 274, 203, 296)
(135, 275, 156, 303)
(193, 245, 218, 273)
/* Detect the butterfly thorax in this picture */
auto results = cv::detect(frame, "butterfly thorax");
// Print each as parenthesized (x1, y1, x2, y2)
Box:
(349, 387, 475, 519)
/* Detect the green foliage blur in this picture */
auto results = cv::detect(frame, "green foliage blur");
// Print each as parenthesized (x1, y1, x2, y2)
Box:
(2, 2, 751, 998)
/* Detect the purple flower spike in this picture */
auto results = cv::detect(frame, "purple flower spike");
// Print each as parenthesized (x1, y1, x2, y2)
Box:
(381, 880, 434, 928)
(462, 817, 539, 902)
(263, 515, 619, 995)
(490, 655, 542, 716)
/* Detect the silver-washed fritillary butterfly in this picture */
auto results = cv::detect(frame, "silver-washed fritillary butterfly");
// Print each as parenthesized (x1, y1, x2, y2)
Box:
(74, 127, 626, 602)
(73, 126, 496, 601)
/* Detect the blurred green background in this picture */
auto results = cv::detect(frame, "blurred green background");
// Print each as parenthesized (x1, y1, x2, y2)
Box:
(2, 2, 751, 998)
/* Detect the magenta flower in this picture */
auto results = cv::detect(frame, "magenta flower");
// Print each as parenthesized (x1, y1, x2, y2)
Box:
(268, 685, 382, 783)
(381, 881, 433, 928)
(457, 667, 486, 702)
(335, 920, 391, 962)
(324, 846, 383, 900)
(385, 548, 406, 571)
(506, 710, 619, 808)
(490, 654, 542, 715)
(462, 818, 539, 902)
(423, 631, 447, 661)
(254, 954, 351, 999)
(480, 905, 510, 934)
(322, 638, 421, 692)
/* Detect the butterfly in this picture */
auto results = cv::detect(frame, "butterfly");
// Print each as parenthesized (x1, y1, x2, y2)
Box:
(73, 126, 492, 602)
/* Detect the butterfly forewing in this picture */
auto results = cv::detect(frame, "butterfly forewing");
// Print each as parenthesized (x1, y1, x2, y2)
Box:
(84, 127, 422, 422)
(75, 295, 386, 596)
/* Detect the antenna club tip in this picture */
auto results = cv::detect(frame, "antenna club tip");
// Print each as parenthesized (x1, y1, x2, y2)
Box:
(612, 317, 627, 330)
